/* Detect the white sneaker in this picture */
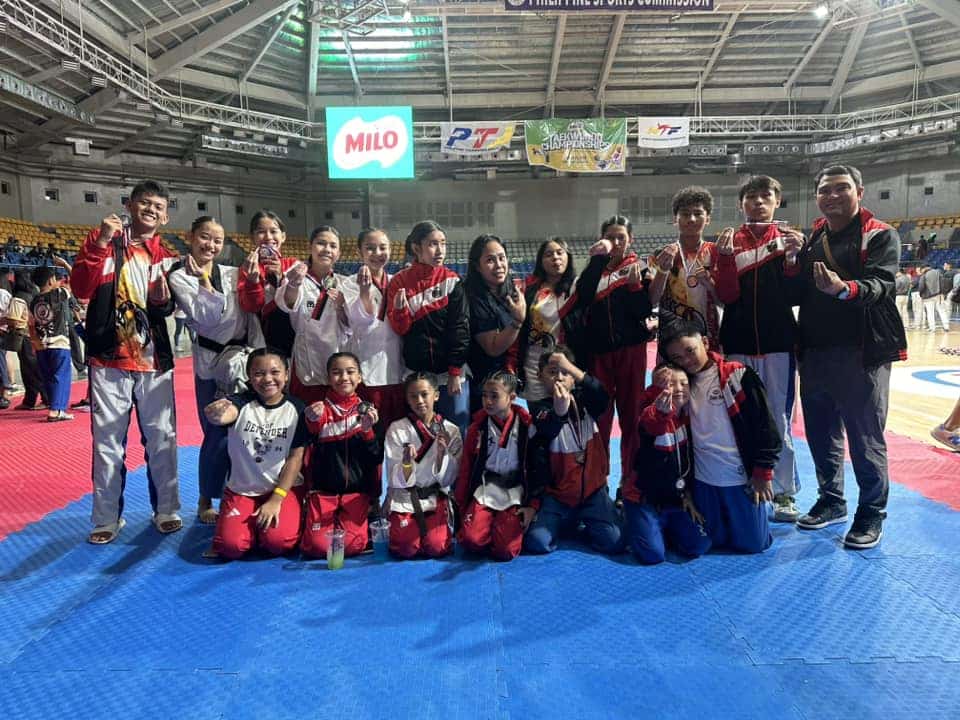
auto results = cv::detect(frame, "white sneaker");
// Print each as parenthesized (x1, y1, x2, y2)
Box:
(772, 494, 799, 523)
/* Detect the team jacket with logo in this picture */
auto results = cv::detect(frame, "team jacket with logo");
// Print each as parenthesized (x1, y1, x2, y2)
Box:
(304, 392, 383, 497)
(71, 228, 177, 372)
(629, 401, 695, 508)
(529, 374, 610, 508)
(386, 263, 469, 377)
(275, 270, 349, 386)
(713, 223, 797, 355)
(454, 405, 543, 511)
(584, 253, 654, 356)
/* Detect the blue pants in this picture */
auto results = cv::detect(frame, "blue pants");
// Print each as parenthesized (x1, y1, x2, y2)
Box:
(36, 348, 72, 411)
(623, 500, 712, 565)
(524, 487, 623, 555)
(692, 481, 772, 554)
(195, 376, 230, 500)
(438, 378, 470, 438)
(0, 349, 10, 388)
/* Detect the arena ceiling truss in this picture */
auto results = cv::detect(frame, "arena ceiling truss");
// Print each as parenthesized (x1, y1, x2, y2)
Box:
(1, 0, 960, 171)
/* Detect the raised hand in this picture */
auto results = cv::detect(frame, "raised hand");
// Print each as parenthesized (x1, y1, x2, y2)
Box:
(505, 286, 526, 324)
(782, 228, 805, 264)
(654, 387, 674, 415)
(716, 228, 736, 256)
(813, 261, 846, 296)
(98, 214, 124, 248)
(655, 244, 678, 272)
(242, 249, 261, 282)
(148, 273, 170, 306)
(286, 261, 307, 287)
(588, 238, 613, 257)
(359, 406, 379, 432)
(305, 401, 325, 423)
(447, 373, 463, 396)
(553, 381, 571, 416)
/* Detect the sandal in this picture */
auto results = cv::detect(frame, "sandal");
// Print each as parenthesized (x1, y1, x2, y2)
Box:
(152, 512, 183, 534)
(46, 412, 74, 422)
(88, 518, 126, 545)
(197, 506, 219, 525)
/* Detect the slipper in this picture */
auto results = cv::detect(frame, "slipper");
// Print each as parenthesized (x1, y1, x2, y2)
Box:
(153, 512, 183, 534)
(197, 506, 219, 525)
(88, 518, 126, 545)
(46, 412, 74, 422)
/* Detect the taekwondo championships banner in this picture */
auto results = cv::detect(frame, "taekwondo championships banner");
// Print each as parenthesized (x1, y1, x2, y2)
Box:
(440, 122, 516, 155)
(504, 0, 713, 11)
(637, 117, 690, 149)
(524, 118, 627, 173)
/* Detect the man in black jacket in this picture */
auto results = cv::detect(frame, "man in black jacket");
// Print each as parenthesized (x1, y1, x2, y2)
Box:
(782, 165, 907, 549)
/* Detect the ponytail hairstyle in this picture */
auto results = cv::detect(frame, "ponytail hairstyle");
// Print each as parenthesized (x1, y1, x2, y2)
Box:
(249, 210, 285, 235)
(405, 220, 444, 263)
(601, 214, 633, 238)
(464, 233, 509, 299)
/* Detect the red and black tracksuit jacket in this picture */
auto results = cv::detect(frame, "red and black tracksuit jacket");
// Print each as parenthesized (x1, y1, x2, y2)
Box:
(454, 405, 544, 510)
(237, 256, 300, 356)
(305, 393, 384, 497)
(713, 223, 797, 355)
(631, 400, 694, 509)
(528, 374, 610, 508)
(71, 228, 177, 372)
(584, 253, 655, 358)
(386, 262, 469, 376)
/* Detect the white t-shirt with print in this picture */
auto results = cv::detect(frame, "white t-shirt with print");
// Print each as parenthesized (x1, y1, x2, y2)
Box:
(689, 364, 747, 487)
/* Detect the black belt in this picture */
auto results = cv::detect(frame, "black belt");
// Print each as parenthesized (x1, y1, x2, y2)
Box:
(408, 483, 442, 539)
(482, 470, 520, 489)
(195, 333, 247, 355)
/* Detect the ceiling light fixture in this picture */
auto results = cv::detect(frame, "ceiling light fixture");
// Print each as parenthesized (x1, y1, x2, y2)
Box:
(813, 4, 829, 19)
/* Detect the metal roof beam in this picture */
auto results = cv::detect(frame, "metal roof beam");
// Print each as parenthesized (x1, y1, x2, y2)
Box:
(306, 19, 321, 109)
(440, 15, 452, 107)
(785, 13, 836, 91)
(823, 21, 868, 113)
(919, 0, 960, 29)
(341, 30, 364, 99)
(13, 87, 126, 151)
(698, 11, 740, 92)
(543, 15, 567, 118)
(239, 5, 298, 84)
(591, 14, 627, 115)
(899, 12, 924, 71)
(151, 0, 298, 80)
(129, 0, 246, 42)
(104, 116, 172, 159)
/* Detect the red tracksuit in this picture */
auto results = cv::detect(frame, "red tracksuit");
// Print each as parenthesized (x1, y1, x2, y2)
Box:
(301, 392, 383, 557)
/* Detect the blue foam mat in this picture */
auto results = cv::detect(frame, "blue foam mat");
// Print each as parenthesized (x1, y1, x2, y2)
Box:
(2, 443, 960, 719)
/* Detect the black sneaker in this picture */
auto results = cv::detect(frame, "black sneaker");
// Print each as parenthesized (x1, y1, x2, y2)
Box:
(797, 498, 847, 530)
(844, 510, 885, 550)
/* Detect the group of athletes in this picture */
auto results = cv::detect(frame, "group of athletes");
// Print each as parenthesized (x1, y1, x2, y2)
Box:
(68, 162, 906, 560)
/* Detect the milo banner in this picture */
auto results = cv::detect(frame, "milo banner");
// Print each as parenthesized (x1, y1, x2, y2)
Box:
(637, 116, 690, 149)
(524, 118, 627, 173)
(441, 122, 516, 155)
(505, 0, 713, 11)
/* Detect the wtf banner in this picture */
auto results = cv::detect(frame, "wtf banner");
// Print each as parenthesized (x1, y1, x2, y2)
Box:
(637, 117, 690, 149)
(440, 122, 516, 154)
(524, 118, 626, 173)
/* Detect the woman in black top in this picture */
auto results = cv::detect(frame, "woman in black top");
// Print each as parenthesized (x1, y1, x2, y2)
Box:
(4, 271, 48, 410)
(463, 234, 526, 414)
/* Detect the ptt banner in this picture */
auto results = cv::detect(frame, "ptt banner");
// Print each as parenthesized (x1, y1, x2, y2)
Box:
(325, 106, 414, 180)
(524, 118, 626, 173)
(504, 0, 714, 11)
(637, 117, 690, 149)
(440, 122, 516, 155)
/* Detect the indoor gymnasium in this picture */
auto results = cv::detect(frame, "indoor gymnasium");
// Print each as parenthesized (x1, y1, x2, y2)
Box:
(1, 0, 959, 717)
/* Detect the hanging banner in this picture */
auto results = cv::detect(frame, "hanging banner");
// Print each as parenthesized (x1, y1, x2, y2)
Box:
(325, 106, 414, 180)
(504, 0, 714, 11)
(440, 122, 516, 155)
(524, 118, 626, 173)
(637, 117, 690, 149)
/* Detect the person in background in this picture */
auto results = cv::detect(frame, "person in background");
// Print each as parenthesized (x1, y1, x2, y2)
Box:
(0, 272, 13, 409)
(3, 270, 48, 411)
(28, 266, 74, 422)
(894, 268, 913, 330)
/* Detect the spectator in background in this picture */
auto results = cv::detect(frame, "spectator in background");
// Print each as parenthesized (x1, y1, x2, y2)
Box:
(895, 269, 913, 329)
(917, 234, 928, 260)
(2, 270, 48, 410)
(942, 262, 958, 324)
(919, 264, 948, 332)
(0, 273, 12, 408)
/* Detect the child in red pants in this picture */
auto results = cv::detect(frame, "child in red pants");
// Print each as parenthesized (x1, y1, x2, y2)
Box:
(384, 371, 463, 558)
(300, 352, 383, 558)
(455, 372, 539, 561)
(207, 348, 309, 559)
